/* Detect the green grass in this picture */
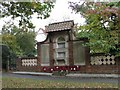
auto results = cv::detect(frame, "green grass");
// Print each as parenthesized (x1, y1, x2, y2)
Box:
(2, 77, 118, 88)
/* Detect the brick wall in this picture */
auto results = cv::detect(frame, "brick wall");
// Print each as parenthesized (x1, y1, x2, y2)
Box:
(79, 55, 120, 74)
(16, 30, 120, 74)
(79, 65, 119, 74)
(49, 42, 54, 66)
(16, 59, 120, 74)
(16, 57, 38, 72)
(37, 43, 41, 72)
(16, 49, 119, 74)
(68, 41, 74, 66)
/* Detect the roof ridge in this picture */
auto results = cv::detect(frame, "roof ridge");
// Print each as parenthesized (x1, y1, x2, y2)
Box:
(49, 20, 74, 25)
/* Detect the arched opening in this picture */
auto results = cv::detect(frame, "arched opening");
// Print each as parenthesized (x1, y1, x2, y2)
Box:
(54, 36, 67, 66)
(57, 37, 65, 48)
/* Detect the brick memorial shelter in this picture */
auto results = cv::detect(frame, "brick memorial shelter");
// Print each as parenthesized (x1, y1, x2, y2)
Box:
(16, 20, 119, 74)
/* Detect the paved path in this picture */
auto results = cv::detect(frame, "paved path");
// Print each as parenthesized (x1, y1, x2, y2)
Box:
(2, 72, 118, 84)
(66, 73, 119, 78)
(12, 71, 119, 78)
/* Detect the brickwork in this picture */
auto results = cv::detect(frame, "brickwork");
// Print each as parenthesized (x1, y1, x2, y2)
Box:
(16, 44, 119, 74)
(16, 57, 38, 72)
(16, 58, 21, 70)
(37, 43, 41, 72)
(79, 56, 120, 74)
(16, 20, 119, 74)
(80, 65, 119, 74)
(68, 41, 74, 66)
(16, 58, 119, 74)
(37, 43, 41, 66)
(49, 42, 54, 66)
(84, 47, 90, 66)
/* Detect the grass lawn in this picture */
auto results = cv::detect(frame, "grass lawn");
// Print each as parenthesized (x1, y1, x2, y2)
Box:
(2, 77, 118, 88)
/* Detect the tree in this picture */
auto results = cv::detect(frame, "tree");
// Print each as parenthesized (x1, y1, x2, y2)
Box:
(2, 33, 21, 54)
(69, 2, 120, 55)
(0, 1, 54, 29)
(1, 23, 36, 57)
(1, 1, 55, 70)
(16, 30, 36, 57)
(1, 23, 37, 70)
(1, 23, 23, 56)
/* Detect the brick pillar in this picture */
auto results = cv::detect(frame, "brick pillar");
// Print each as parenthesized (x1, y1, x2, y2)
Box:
(16, 58, 21, 71)
(84, 46, 91, 73)
(117, 44, 120, 74)
(84, 47, 90, 66)
(115, 56, 120, 74)
(68, 41, 74, 66)
(50, 43, 54, 66)
(37, 43, 41, 71)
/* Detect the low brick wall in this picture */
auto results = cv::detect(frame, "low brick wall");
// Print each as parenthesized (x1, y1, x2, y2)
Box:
(16, 55, 120, 74)
(79, 65, 119, 74)
(16, 57, 38, 72)
(79, 54, 120, 74)
(71, 54, 119, 74)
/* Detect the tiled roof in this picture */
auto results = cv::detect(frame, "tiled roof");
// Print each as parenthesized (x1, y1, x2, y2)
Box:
(45, 20, 74, 32)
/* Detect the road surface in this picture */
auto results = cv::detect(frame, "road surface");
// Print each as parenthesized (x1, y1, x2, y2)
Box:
(2, 72, 118, 84)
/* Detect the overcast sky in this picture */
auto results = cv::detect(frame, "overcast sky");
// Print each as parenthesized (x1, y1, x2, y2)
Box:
(35, 0, 85, 42)
(0, 0, 85, 42)
(32, 0, 85, 30)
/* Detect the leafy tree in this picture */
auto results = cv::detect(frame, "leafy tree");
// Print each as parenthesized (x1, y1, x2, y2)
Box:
(1, 23, 23, 56)
(1, 0, 55, 56)
(16, 30, 36, 57)
(69, 2, 120, 55)
(1, 23, 36, 57)
(1, 24, 36, 70)
(2, 34, 22, 55)
(0, 1, 54, 29)
(1, 1, 55, 70)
